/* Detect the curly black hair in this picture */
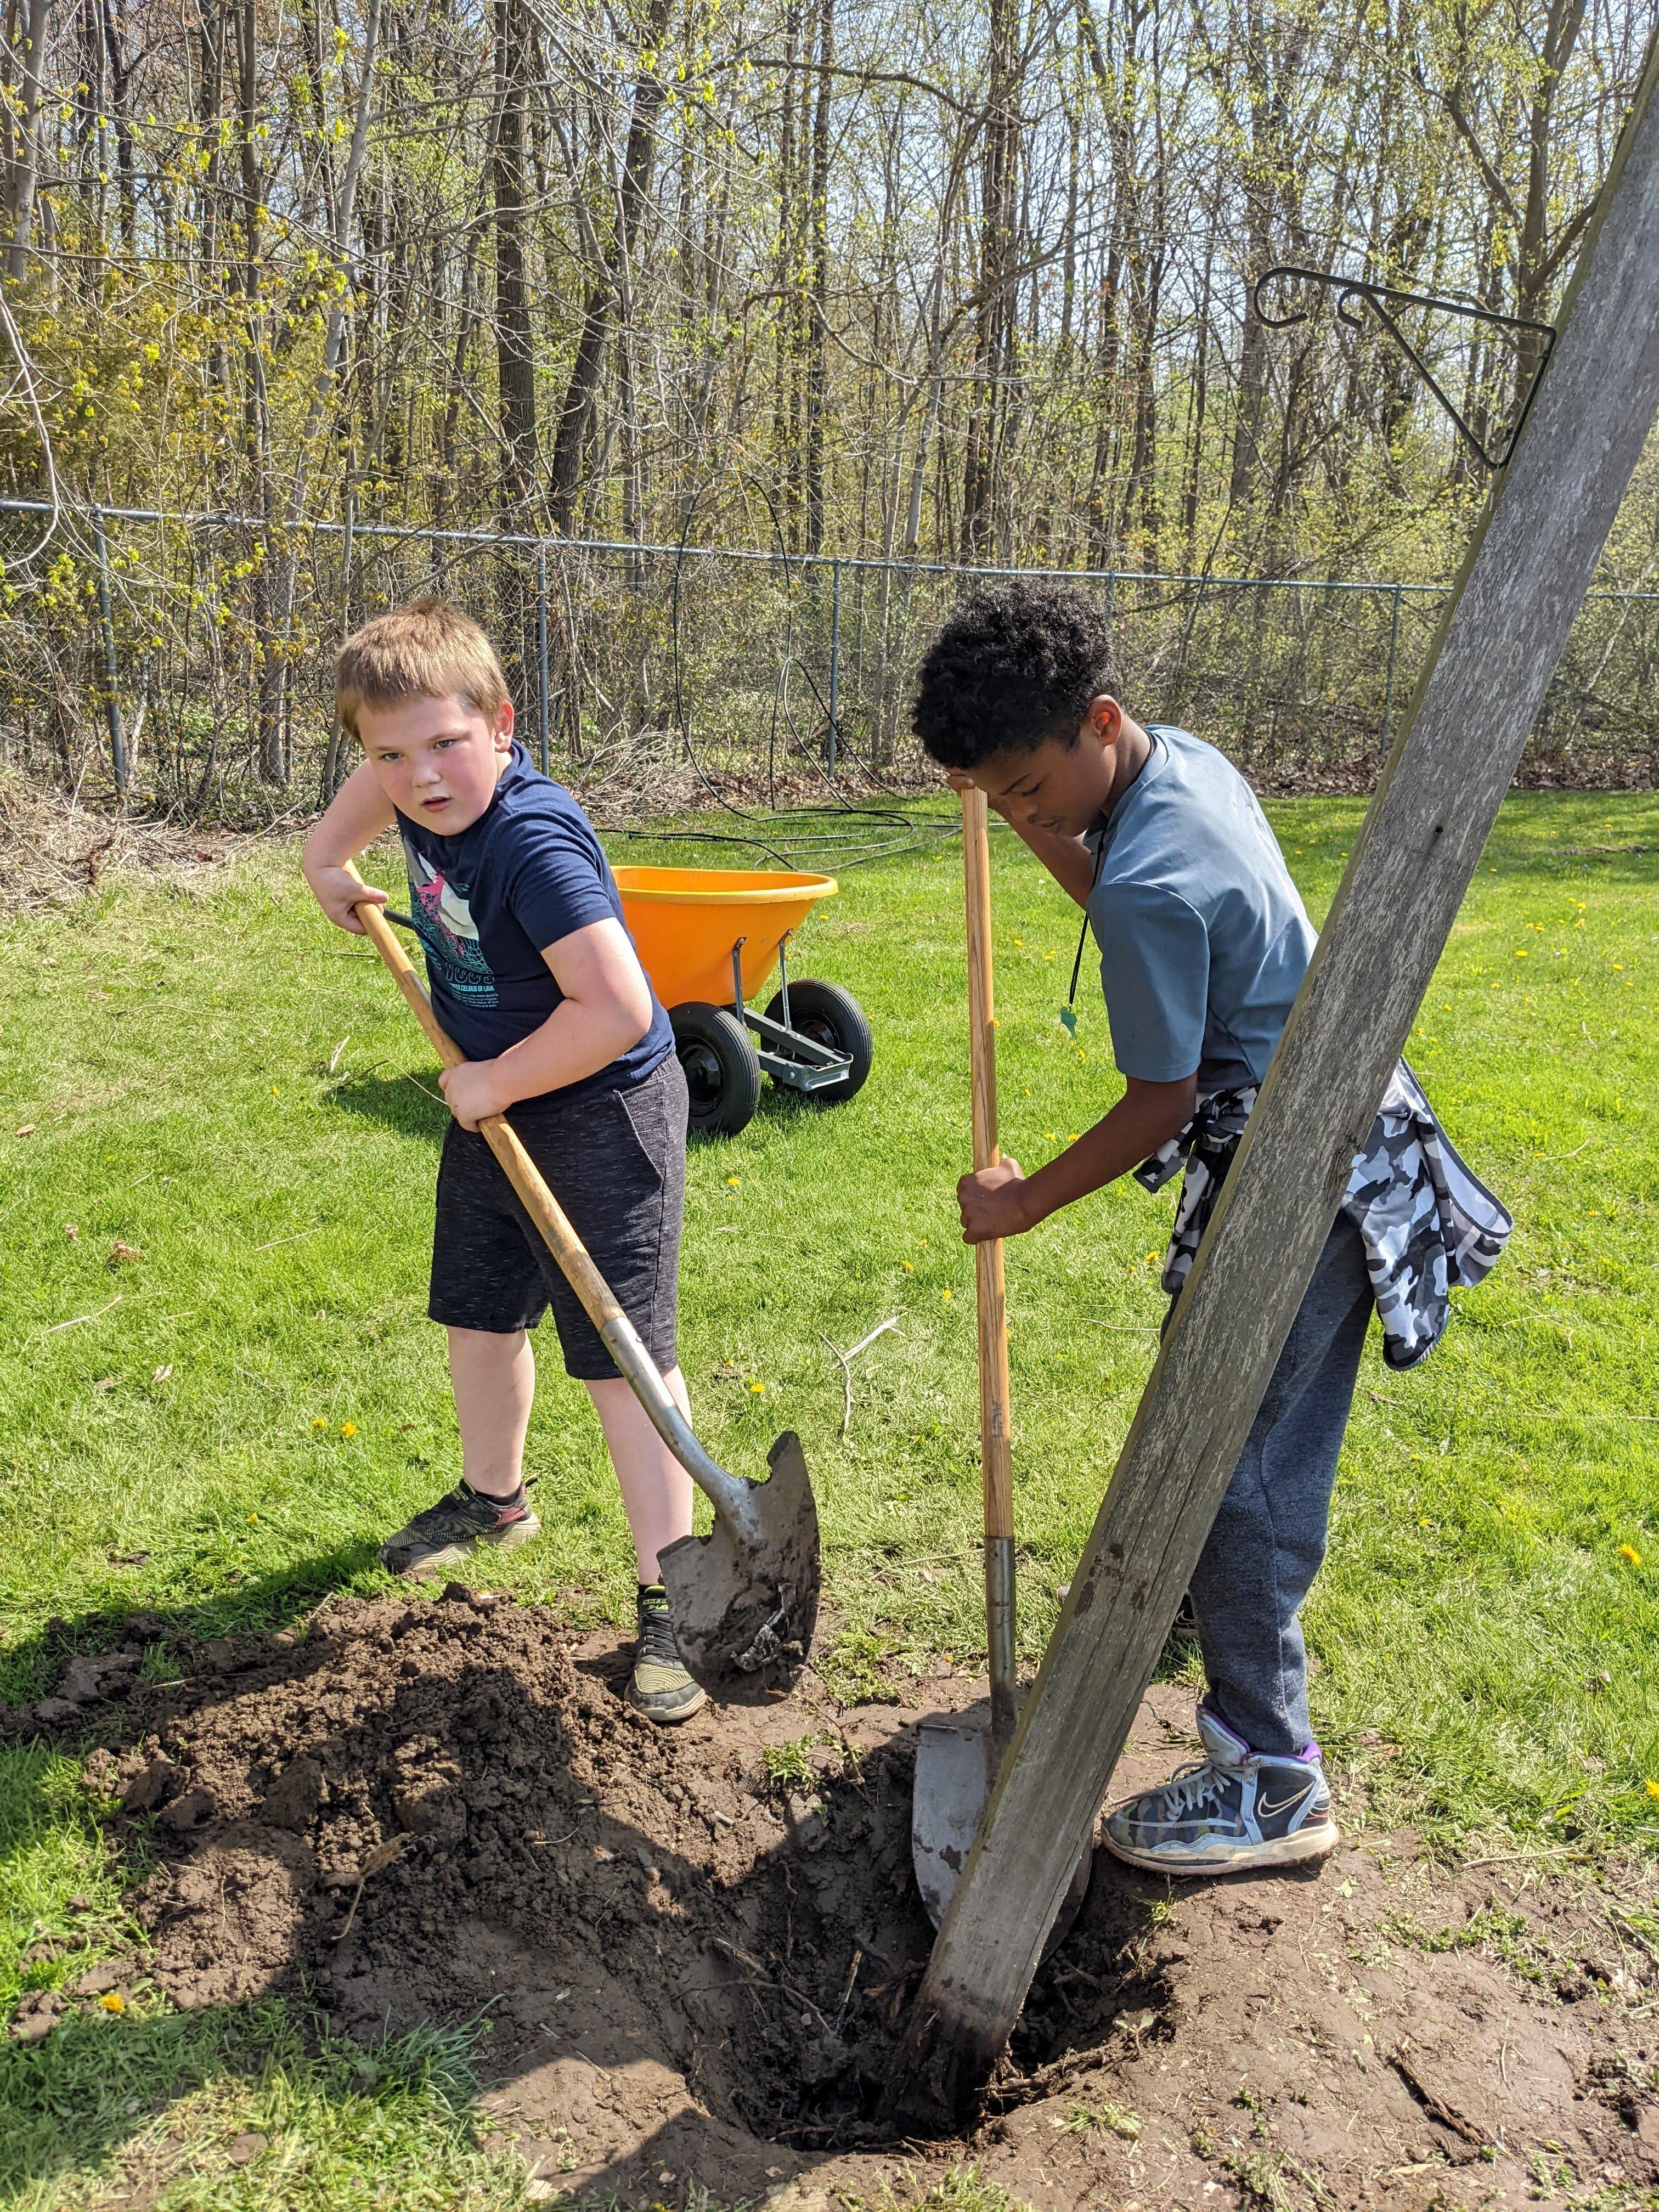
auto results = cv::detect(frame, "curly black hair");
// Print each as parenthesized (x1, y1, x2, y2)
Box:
(911, 579, 1121, 770)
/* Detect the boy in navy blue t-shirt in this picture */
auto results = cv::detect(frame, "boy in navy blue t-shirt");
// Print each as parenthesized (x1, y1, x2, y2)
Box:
(303, 599, 703, 1722)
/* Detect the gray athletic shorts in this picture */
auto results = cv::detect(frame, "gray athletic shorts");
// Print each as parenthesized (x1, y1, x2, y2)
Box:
(428, 1051, 687, 1380)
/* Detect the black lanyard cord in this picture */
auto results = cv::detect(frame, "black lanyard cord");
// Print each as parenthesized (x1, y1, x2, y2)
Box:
(1064, 821, 1110, 1025)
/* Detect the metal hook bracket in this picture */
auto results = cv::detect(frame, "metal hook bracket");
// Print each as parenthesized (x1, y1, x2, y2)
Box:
(1253, 263, 1556, 471)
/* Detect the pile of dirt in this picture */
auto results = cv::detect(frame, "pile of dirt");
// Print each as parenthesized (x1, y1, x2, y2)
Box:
(15, 1592, 1659, 2210)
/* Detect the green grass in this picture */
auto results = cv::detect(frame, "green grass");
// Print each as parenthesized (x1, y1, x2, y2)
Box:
(0, 788, 1655, 2204)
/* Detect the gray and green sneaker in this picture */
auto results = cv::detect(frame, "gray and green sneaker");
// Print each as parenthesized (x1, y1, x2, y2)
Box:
(1102, 1706, 1339, 1875)
(380, 1481, 541, 1579)
(628, 1584, 707, 1724)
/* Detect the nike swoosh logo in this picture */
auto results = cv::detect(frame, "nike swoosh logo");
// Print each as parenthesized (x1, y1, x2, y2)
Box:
(1256, 1788, 1317, 1821)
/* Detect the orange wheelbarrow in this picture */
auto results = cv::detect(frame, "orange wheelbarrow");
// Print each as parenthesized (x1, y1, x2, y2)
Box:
(615, 867, 873, 1137)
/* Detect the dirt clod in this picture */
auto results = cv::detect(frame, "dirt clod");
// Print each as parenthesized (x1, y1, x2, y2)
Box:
(59, 1651, 141, 1702)
(259, 1756, 323, 1832)
(159, 1788, 218, 1832)
(120, 1756, 177, 1813)
(9, 1991, 64, 2043)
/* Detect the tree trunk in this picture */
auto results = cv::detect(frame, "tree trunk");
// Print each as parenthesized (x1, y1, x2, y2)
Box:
(804, 0, 834, 554)
(960, 0, 1019, 558)
(547, 0, 674, 534)
(494, 0, 538, 519)
(2, 0, 49, 283)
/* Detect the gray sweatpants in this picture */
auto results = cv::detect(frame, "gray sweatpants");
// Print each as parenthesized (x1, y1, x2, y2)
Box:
(1185, 1215, 1374, 1759)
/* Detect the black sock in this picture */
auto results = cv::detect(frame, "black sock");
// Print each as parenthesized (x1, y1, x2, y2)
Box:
(466, 1479, 526, 1514)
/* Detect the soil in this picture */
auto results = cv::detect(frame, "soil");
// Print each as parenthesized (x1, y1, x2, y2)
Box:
(15, 1590, 1659, 2211)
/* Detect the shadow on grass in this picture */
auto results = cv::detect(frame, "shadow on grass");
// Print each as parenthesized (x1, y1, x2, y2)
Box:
(0, 1544, 385, 1708)
(327, 1070, 449, 1143)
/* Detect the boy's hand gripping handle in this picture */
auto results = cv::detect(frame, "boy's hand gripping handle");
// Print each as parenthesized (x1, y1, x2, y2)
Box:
(962, 790, 1018, 1751)
(341, 863, 753, 1528)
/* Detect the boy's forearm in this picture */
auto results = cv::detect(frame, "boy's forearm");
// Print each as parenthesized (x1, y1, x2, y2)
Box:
(1017, 1082, 1194, 1228)
(483, 1000, 650, 1109)
(1001, 816, 1098, 908)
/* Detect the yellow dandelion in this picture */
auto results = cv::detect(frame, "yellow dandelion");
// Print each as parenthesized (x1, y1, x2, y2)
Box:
(902, 1260, 914, 1272)
(1613, 962, 1624, 971)
(340, 1421, 357, 1439)
(247, 1513, 257, 1524)
(311, 1417, 325, 1431)
(99, 1990, 125, 2013)
(1620, 1543, 1642, 1566)
(1045, 1130, 1056, 1141)
(941, 1289, 952, 1302)
(1647, 1780, 1659, 1803)
(1514, 949, 1527, 958)
(749, 1381, 764, 1394)
(1146, 1251, 1159, 1264)
(726, 1175, 741, 1188)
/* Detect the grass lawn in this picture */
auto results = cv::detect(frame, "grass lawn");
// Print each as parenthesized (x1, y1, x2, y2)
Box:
(0, 787, 1654, 2206)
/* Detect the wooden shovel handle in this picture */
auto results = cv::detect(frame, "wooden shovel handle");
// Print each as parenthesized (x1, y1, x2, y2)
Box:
(962, 790, 1014, 1550)
(342, 862, 627, 1344)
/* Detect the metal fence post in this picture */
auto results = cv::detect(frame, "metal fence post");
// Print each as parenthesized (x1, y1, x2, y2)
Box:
(1380, 583, 1404, 750)
(535, 541, 550, 775)
(827, 557, 841, 776)
(91, 507, 128, 794)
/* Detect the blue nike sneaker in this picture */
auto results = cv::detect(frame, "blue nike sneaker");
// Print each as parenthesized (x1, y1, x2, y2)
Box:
(1103, 1706, 1339, 1875)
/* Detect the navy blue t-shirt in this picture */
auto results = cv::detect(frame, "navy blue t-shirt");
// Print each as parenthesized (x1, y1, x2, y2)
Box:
(396, 742, 671, 1103)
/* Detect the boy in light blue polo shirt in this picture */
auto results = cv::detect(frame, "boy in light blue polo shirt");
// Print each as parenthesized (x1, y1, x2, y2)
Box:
(913, 580, 1373, 1877)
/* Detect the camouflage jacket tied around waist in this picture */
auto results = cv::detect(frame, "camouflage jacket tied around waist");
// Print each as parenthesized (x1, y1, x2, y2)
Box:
(1132, 1063, 1512, 1370)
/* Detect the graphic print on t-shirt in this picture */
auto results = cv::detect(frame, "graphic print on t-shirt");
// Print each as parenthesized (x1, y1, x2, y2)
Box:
(402, 837, 499, 1005)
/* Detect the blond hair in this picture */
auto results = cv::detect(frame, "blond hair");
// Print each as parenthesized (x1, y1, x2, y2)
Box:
(335, 598, 510, 738)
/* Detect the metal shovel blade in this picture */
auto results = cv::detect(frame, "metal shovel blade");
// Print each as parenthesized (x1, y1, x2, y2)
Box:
(912, 1714, 997, 1929)
(658, 1431, 820, 1704)
(912, 1703, 1092, 1940)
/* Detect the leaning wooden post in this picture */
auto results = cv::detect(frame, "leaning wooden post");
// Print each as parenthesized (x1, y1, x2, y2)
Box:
(892, 31, 1659, 2125)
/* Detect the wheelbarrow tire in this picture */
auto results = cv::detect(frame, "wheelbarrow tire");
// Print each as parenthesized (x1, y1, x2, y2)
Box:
(670, 1002, 762, 1137)
(762, 979, 873, 1106)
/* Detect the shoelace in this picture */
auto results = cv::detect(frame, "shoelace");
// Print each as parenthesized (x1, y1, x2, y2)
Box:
(637, 1601, 681, 1669)
(1146, 1757, 1238, 1822)
(413, 1483, 483, 1528)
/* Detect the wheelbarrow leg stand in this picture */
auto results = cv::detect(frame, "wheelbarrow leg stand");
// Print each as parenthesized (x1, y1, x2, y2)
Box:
(731, 932, 856, 1096)
(730, 939, 748, 1020)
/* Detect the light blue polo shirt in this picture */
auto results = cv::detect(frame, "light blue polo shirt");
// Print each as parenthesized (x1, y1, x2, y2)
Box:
(1084, 726, 1316, 1092)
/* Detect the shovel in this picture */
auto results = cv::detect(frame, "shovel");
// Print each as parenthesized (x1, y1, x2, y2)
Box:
(910, 792, 1091, 1935)
(345, 862, 820, 1703)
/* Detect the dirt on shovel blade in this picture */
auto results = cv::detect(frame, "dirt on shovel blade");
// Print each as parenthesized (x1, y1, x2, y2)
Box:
(10, 1605, 1659, 2211)
(659, 1430, 820, 1704)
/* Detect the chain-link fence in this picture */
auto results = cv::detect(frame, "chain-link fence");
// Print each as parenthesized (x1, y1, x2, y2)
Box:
(2, 497, 1655, 821)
